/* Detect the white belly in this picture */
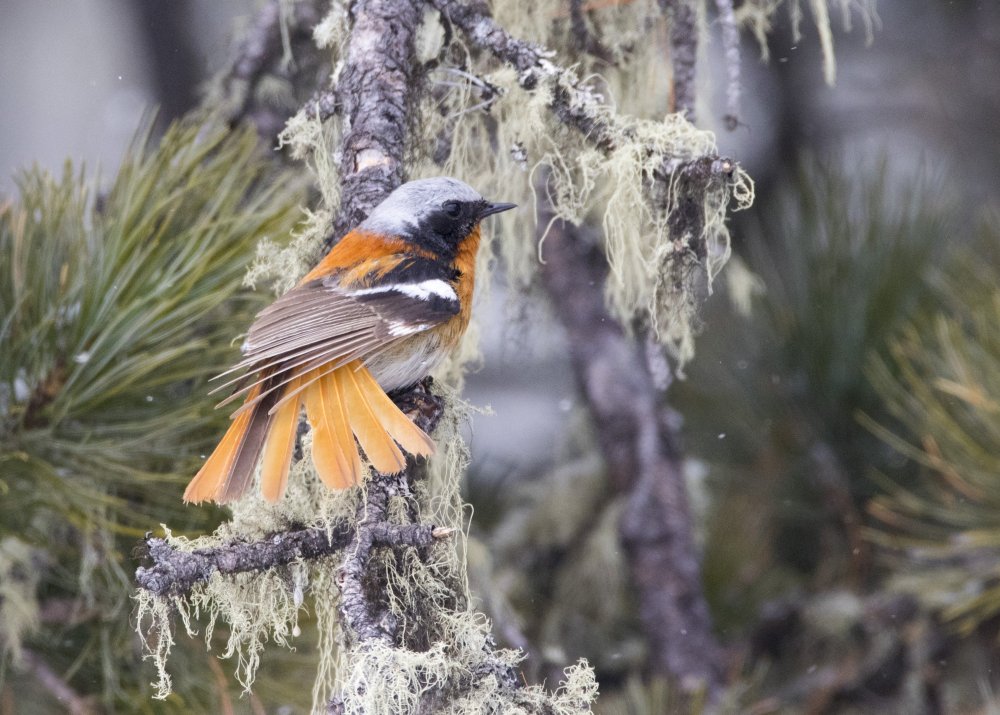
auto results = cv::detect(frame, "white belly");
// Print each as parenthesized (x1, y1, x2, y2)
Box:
(365, 334, 448, 393)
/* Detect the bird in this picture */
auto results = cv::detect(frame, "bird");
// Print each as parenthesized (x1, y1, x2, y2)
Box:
(183, 177, 516, 504)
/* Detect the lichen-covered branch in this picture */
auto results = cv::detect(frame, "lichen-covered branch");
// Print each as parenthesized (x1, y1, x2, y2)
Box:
(329, 0, 443, 625)
(135, 523, 352, 598)
(313, 5, 561, 708)
(430, 0, 624, 152)
(134, 381, 449, 601)
(336, 474, 406, 646)
(538, 198, 724, 694)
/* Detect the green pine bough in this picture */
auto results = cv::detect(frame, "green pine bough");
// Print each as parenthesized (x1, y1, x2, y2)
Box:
(0, 116, 304, 711)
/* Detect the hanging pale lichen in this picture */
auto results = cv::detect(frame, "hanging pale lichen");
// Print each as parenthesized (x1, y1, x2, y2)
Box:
(736, 0, 879, 84)
(398, 0, 757, 370)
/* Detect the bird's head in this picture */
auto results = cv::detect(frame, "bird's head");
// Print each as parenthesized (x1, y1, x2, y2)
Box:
(360, 177, 516, 256)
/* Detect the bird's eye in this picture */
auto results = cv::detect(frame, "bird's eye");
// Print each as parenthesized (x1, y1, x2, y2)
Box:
(443, 201, 462, 218)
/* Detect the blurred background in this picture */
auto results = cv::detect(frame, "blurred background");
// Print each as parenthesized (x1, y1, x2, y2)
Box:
(2, 0, 1000, 712)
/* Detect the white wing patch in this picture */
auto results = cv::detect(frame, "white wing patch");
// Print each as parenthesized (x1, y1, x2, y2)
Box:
(348, 279, 458, 302)
(387, 321, 432, 337)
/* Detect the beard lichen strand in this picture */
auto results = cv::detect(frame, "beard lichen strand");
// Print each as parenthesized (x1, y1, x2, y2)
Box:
(735, 0, 879, 81)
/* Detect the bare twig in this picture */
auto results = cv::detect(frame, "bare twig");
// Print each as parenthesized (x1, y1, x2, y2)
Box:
(661, 0, 698, 121)
(300, 89, 339, 122)
(206, 656, 237, 715)
(809, 442, 870, 585)
(38, 598, 99, 626)
(568, 0, 615, 63)
(19, 649, 97, 715)
(747, 594, 927, 714)
(538, 200, 724, 695)
(223, 0, 323, 131)
(714, 0, 742, 130)
(229, 0, 286, 87)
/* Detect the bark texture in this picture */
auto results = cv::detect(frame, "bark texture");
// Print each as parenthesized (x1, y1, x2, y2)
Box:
(327, 0, 424, 244)
(714, 0, 742, 130)
(661, 0, 698, 121)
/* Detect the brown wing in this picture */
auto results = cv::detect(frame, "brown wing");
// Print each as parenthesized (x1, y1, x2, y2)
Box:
(211, 276, 460, 414)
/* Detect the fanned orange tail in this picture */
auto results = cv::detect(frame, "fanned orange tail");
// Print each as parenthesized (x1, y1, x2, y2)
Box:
(185, 363, 435, 504)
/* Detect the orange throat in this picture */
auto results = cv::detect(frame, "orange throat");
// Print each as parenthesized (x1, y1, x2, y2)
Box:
(454, 225, 481, 328)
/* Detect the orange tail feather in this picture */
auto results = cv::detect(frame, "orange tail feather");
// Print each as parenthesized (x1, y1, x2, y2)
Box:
(353, 366, 434, 458)
(259, 377, 302, 502)
(185, 360, 436, 503)
(305, 370, 353, 489)
(338, 362, 407, 475)
(323, 370, 363, 487)
(184, 384, 263, 504)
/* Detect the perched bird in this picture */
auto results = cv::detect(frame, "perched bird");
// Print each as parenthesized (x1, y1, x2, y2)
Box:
(183, 177, 515, 504)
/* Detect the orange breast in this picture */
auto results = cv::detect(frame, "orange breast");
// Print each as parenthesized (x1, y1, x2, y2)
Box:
(440, 224, 481, 344)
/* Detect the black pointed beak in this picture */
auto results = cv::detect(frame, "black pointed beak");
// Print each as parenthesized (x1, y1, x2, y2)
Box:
(478, 201, 517, 219)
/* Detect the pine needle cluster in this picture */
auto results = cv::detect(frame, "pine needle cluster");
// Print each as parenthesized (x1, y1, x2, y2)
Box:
(674, 159, 953, 622)
(866, 218, 1000, 634)
(0, 117, 304, 710)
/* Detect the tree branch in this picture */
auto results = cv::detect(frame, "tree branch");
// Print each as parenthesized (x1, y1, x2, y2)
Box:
(19, 649, 97, 715)
(223, 0, 323, 133)
(326, 0, 425, 245)
(538, 199, 725, 695)
(661, 0, 698, 121)
(568, 0, 615, 63)
(134, 514, 454, 602)
(714, 0, 742, 130)
(136, 523, 353, 598)
(314, 8, 532, 707)
(300, 89, 340, 123)
(431, 0, 624, 152)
